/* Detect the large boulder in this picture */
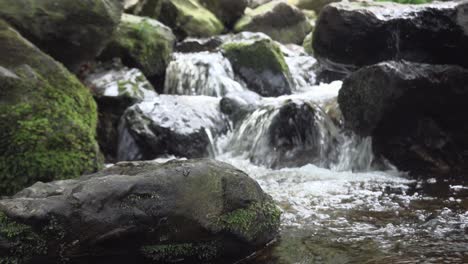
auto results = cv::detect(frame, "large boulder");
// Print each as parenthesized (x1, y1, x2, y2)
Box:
(164, 52, 245, 97)
(84, 62, 157, 163)
(339, 61, 468, 177)
(0, 159, 281, 263)
(159, 0, 225, 39)
(222, 34, 294, 97)
(235, 1, 313, 44)
(199, 0, 249, 28)
(119, 95, 229, 161)
(0, 0, 123, 71)
(313, 1, 468, 77)
(100, 14, 175, 86)
(0, 21, 102, 195)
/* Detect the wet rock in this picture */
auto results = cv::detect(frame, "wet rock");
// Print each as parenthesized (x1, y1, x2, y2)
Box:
(100, 14, 175, 86)
(339, 61, 468, 177)
(0, 21, 101, 195)
(175, 36, 223, 53)
(220, 90, 263, 126)
(230, 98, 339, 169)
(159, 0, 225, 39)
(222, 35, 294, 97)
(0, 159, 281, 264)
(119, 95, 230, 160)
(164, 52, 245, 97)
(235, 1, 313, 44)
(199, 0, 249, 28)
(0, 0, 123, 71)
(84, 62, 157, 163)
(313, 1, 468, 77)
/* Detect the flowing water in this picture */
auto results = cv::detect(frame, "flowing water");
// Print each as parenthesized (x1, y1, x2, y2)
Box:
(119, 40, 468, 263)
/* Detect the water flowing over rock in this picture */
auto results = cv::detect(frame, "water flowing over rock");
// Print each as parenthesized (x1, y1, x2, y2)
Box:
(0, 21, 101, 195)
(281, 44, 317, 90)
(0, 0, 123, 71)
(220, 90, 263, 126)
(235, 1, 313, 44)
(339, 60, 468, 177)
(164, 52, 245, 97)
(118, 95, 230, 161)
(312, 1, 468, 78)
(84, 62, 157, 162)
(99, 14, 175, 86)
(222, 35, 294, 97)
(0, 159, 281, 263)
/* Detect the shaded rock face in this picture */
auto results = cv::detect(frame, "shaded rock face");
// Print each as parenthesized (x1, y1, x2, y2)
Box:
(222, 35, 294, 97)
(119, 95, 230, 161)
(100, 14, 175, 87)
(235, 1, 313, 44)
(0, 0, 123, 71)
(313, 1, 468, 77)
(159, 0, 224, 39)
(339, 61, 468, 177)
(0, 159, 281, 264)
(84, 62, 157, 162)
(0, 21, 102, 195)
(199, 0, 249, 28)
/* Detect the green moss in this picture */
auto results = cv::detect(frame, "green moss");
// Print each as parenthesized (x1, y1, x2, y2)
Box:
(217, 201, 281, 242)
(222, 39, 290, 75)
(0, 22, 102, 195)
(141, 242, 219, 262)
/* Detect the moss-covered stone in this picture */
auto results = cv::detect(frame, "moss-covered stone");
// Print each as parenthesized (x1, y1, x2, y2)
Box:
(0, 0, 123, 71)
(100, 14, 175, 82)
(234, 1, 312, 44)
(222, 37, 293, 96)
(159, 0, 225, 39)
(0, 21, 102, 195)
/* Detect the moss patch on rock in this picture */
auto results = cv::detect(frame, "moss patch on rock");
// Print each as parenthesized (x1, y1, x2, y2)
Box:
(100, 14, 175, 81)
(0, 21, 102, 195)
(159, 0, 224, 38)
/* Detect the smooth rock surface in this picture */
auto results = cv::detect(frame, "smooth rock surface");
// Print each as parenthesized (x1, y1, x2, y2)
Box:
(0, 159, 281, 263)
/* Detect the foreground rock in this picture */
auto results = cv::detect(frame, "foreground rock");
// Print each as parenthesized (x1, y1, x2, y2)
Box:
(235, 1, 312, 44)
(159, 0, 225, 39)
(222, 34, 294, 97)
(0, 159, 281, 263)
(84, 62, 157, 162)
(100, 14, 175, 85)
(339, 61, 468, 177)
(313, 1, 468, 77)
(199, 0, 249, 28)
(0, 21, 101, 195)
(119, 95, 229, 160)
(0, 0, 122, 71)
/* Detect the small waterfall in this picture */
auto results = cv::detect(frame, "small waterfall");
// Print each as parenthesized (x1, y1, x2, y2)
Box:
(117, 117, 142, 161)
(164, 52, 245, 97)
(281, 45, 317, 90)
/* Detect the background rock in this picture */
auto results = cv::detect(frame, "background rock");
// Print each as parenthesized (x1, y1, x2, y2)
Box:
(199, 0, 249, 28)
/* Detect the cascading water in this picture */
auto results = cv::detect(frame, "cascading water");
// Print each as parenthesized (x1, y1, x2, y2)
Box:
(117, 37, 468, 263)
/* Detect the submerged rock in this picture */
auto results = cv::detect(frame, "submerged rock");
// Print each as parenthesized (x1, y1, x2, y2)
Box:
(100, 14, 175, 86)
(0, 159, 281, 264)
(339, 61, 468, 177)
(313, 1, 468, 77)
(159, 0, 225, 39)
(119, 95, 229, 160)
(0, 0, 122, 71)
(0, 21, 101, 195)
(199, 0, 249, 28)
(222, 35, 294, 97)
(84, 62, 157, 162)
(235, 1, 313, 44)
(164, 52, 245, 97)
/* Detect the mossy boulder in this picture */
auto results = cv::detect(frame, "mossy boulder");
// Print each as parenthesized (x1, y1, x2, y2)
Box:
(100, 14, 175, 85)
(234, 1, 313, 44)
(222, 35, 294, 97)
(159, 0, 225, 39)
(0, 159, 281, 263)
(199, 0, 249, 28)
(0, 21, 102, 195)
(0, 0, 123, 71)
